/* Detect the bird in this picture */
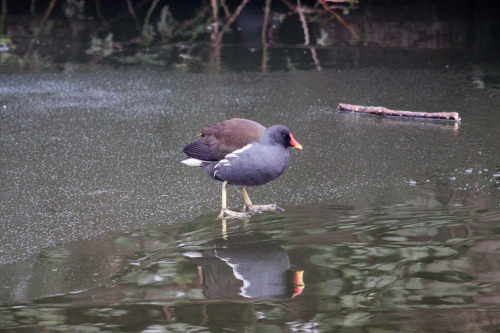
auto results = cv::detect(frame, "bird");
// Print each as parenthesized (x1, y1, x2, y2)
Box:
(181, 118, 302, 219)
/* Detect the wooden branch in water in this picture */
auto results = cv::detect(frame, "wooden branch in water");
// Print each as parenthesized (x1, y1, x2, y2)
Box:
(338, 103, 461, 122)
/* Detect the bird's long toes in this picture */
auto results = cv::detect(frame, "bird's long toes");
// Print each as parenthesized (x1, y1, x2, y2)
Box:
(247, 204, 284, 213)
(218, 209, 253, 220)
(274, 205, 285, 213)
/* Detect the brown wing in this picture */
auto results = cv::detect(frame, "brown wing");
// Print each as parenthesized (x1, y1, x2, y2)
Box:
(201, 118, 265, 160)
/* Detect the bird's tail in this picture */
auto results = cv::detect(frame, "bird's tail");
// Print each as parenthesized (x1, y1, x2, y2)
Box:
(181, 158, 203, 167)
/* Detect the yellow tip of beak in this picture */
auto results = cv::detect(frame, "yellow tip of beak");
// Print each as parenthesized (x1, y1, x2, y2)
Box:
(293, 144, 303, 150)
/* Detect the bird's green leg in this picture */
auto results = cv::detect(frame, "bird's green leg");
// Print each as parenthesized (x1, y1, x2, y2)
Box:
(239, 187, 285, 213)
(217, 181, 253, 220)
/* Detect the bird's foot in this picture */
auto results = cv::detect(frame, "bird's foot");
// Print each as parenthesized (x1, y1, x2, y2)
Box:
(217, 209, 254, 220)
(246, 204, 285, 214)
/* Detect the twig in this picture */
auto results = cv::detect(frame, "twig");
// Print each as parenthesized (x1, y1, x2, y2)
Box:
(210, 0, 219, 43)
(94, 0, 110, 29)
(125, 0, 141, 31)
(338, 103, 461, 122)
(219, 0, 230, 18)
(262, 0, 271, 45)
(309, 47, 321, 71)
(144, 0, 160, 28)
(182, 5, 211, 42)
(296, 0, 309, 45)
(318, 0, 359, 40)
(279, 0, 315, 13)
(217, 0, 250, 42)
(261, 0, 271, 72)
(280, 0, 358, 41)
(39, 0, 57, 30)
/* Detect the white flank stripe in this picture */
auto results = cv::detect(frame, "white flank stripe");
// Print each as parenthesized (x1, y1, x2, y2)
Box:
(215, 143, 253, 169)
(181, 158, 203, 167)
(225, 144, 253, 159)
(216, 159, 231, 168)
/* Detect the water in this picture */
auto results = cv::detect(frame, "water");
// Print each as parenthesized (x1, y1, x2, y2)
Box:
(2, 204, 500, 331)
(1, 2, 500, 331)
(1, 63, 499, 331)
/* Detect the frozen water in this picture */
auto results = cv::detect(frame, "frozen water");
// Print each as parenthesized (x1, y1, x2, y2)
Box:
(1, 66, 500, 267)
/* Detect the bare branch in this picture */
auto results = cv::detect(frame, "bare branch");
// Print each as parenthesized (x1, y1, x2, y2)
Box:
(338, 103, 461, 122)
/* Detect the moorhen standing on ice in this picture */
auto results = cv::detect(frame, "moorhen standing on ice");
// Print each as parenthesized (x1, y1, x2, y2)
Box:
(181, 118, 302, 219)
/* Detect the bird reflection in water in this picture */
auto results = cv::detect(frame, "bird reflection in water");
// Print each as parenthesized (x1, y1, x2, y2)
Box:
(184, 232, 304, 300)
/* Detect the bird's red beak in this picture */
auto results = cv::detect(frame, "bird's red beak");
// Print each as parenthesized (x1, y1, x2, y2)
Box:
(290, 133, 303, 149)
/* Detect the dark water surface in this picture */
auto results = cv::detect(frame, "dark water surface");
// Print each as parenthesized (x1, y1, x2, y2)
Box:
(2, 203, 500, 332)
(1, 4, 500, 328)
(1, 61, 500, 331)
